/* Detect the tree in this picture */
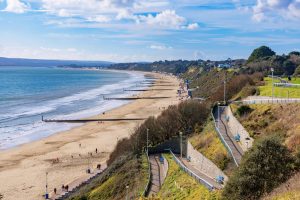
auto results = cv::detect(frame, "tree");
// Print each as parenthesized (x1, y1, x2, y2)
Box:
(222, 135, 294, 200)
(289, 51, 300, 56)
(248, 46, 276, 63)
(283, 60, 296, 75)
(294, 65, 300, 76)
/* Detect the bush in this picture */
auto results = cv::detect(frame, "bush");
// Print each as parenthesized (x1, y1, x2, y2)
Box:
(177, 100, 209, 133)
(222, 135, 294, 200)
(236, 105, 253, 116)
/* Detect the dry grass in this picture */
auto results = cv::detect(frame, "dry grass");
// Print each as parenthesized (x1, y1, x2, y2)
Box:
(262, 172, 300, 200)
(234, 104, 300, 152)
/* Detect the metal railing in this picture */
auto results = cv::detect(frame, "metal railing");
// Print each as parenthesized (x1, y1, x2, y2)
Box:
(211, 108, 239, 167)
(143, 150, 152, 197)
(169, 150, 214, 191)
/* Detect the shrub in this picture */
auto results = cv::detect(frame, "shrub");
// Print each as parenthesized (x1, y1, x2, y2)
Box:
(222, 135, 294, 200)
(177, 100, 209, 133)
(236, 105, 253, 117)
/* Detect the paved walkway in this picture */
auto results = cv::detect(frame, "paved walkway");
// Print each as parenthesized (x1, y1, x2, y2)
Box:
(187, 142, 228, 183)
(148, 154, 168, 197)
(179, 157, 223, 190)
(49, 163, 107, 200)
(213, 107, 243, 166)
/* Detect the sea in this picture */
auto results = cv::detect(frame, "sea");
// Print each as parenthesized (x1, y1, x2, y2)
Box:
(0, 67, 146, 150)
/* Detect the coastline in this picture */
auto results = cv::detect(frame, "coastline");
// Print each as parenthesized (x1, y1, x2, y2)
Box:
(0, 72, 181, 200)
(0, 68, 145, 150)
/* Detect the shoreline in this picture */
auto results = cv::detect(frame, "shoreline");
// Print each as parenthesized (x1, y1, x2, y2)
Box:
(0, 72, 181, 200)
(0, 68, 146, 151)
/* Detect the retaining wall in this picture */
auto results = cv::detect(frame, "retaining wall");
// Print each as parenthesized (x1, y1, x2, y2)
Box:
(225, 106, 253, 151)
(187, 142, 228, 182)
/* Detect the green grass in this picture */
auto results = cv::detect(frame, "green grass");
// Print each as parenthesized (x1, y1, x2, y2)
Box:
(190, 119, 230, 170)
(259, 77, 300, 98)
(156, 154, 221, 200)
(281, 77, 300, 84)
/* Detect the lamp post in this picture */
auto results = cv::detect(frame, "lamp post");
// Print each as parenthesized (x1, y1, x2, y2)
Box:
(45, 172, 48, 199)
(224, 76, 226, 105)
(126, 185, 129, 200)
(218, 104, 220, 130)
(271, 68, 274, 102)
(179, 132, 183, 159)
(146, 128, 149, 153)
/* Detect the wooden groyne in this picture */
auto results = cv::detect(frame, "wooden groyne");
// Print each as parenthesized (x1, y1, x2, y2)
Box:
(124, 89, 173, 92)
(42, 117, 146, 123)
(124, 89, 149, 92)
(103, 97, 170, 100)
(151, 84, 176, 87)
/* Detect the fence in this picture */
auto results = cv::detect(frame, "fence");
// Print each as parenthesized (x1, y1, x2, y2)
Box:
(267, 75, 287, 83)
(211, 107, 239, 167)
(169, 150, 214, 191)
(143, 150, 152, 197)
(240, 98, 300, 105)
(274, 83, 300, 88)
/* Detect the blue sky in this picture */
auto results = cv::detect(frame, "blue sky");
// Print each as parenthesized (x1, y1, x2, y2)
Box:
(0, 0, 300, 62)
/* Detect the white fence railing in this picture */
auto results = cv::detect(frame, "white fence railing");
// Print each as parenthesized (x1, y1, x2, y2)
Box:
(274, 83, 300, 88)
(238, 98, 300, 104)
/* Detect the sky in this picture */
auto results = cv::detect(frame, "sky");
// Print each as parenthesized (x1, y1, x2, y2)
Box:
(0, 0, 300, 62)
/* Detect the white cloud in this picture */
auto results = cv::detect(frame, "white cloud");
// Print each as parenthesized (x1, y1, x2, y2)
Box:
(138, 10, 185, 29)
(150, 44, 172, 50)
(253, 0, 300, 22)
(86, 15, 111, 23)
(186, 23, 199, 30)
(4, 0, 29, 13)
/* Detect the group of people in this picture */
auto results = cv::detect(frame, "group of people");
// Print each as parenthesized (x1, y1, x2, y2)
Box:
(53, 184, 69, 195)
(51, 145, 101, 196)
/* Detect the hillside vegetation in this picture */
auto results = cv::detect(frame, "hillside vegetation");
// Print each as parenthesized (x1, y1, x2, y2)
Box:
(156, 154, 221, 200)
(67, 154, 149, 200)
(231, 104, 300, 152)
(262, 172, 300, 200)
(222, 135, 297, 200)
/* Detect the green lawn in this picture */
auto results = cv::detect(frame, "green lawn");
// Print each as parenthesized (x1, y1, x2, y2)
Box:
(259, 77, 300, 98)
(156, 154, 221, 200)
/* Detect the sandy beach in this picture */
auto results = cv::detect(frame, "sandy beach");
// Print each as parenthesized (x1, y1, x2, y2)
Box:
(0, 72, 181, 200)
